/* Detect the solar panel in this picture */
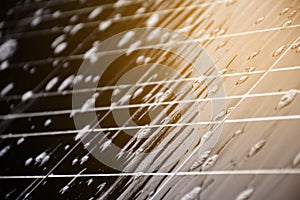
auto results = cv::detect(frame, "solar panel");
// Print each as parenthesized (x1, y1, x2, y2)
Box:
(0, 0, 300, 199)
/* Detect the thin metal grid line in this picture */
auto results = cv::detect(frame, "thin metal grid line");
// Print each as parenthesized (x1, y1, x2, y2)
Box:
(7, 24, 300, 68)
(148, 35, 300, 200)
(1, 169, 300, 179)
(2, 64, 300, 101)
(1, 114, 300, 139)
(1, 89, 300, 120)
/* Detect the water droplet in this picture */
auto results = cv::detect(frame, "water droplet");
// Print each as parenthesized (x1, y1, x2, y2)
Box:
(29, 67, 36, 74)
(292, 152, 300, 166)
(97, 182, 106, 193)
(248, 51, 259, 60)
(272, 45, 285, 57)
(234, 129, 244, 136)
(58, 75, 74, 92)
(60, 185, 69, 194)
(52, 10, 62, 18)
(25, 157, 33, 166)
(118, 94, 132, 105)
(93, 75, 100, 83)
(81, 93, 99, 112)
(219, 68, 228, 75)
(45, 77, 59, 91)
(208, 85, 219, 94)
(0, 60, 8, 71)
(74, 125, 90, 141)
(51, 34, 66, 49)
(54, 42, 67, 54)
(156, 89, 173, 102)
(201, 154, 219, 171)
(235, 188, 254, 200)
(282, 20, 292, 27)
(248, 139, 266, 157)
(201, 130, 213, 143)
(112, 87, 121, 97)
(87, 178, 93, 186)
(190, 150, 211, 170)
(136, 127, 151, 139)
(64, 145, 70, 150)
(147, 29, 162, 41)
(0, 145, 10, 157)
(0, 39, 18, 61)
(17, 137, 25, 145)
(255, 17, 264, 24)
(80, 155, 89, 164)
(213, 28, 220, 34)
(146, 13, 159, 27)
(35, 152, 50, 166)
(217, 29, 225, 36)
(136, 55, 145, 64)
(118, 31, 135, 47)
(217, 41, 227, 50)
(181, 187, 201, 200)
(0, 82, 14, 96)
(22, 90, 33, 101)
(99, 19, 113, 31)
(296, 46, 300, 53)
(279, 7, 289, 16)
(132, 88, 144, 99)
(291, 40, 300, 50)
(288, 10, 296, 18)
(114, 0, 130, 8)
(84, 75, 93, 83)
(84, 46, 98, 63)
(72, 158, 78, 165)
(226, 0, 238, 6)
(144, 56, 151, 63)
(100, 139, 112, 152)
(116, 150, 124, 159)
(114, 13, 121, 20)
(142, 93, 152, 102)
(136, 7, 146, 14)
(126, 40, 142, 55)
(246, 66, 256, 72)
(235, 75, 248, 85)
(69, 15, 78, 23)
(88, 7, 103, 20)
(213, 110, 226, 121)
(44, 119, 52, 127)
(193, 77, 204, 88)
(30, 16, 42, 27)
(275, 89, 297, 110)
